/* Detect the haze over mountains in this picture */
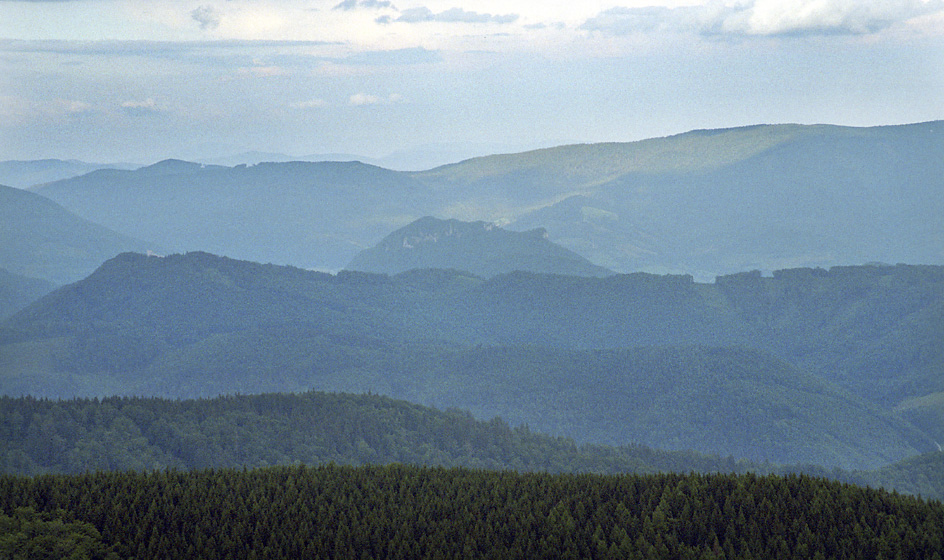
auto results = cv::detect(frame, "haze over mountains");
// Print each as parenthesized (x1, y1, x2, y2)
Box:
(16, 121, 943, 285)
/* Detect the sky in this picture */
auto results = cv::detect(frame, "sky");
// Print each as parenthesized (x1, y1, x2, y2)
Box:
(1, 0, 943, 167)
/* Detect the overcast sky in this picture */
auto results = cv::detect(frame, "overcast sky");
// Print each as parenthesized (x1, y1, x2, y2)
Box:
(1, 0, 943, 166)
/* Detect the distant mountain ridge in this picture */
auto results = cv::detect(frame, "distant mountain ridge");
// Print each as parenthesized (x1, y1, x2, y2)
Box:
(33, 159, 438, 271)
(30, 121, 944, 278)
(346, 216, 614, 278)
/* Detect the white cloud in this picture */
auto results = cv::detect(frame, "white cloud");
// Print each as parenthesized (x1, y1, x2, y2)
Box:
(349, 92, 402, 105)
(292, 99, 329, 109)
(729, 0, 944, 36)
(237, 65, 289, 77)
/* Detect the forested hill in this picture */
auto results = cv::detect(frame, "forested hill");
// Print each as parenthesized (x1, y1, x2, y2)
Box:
(2, 252, 942, 469)
(2, 391, 942, 501)
(0, 391, 748, 476)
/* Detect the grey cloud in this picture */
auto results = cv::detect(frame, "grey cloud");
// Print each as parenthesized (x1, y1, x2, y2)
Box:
(582, 0, 944, 38)
(191, 5, 222, 31)
(390, 6, 518, 24)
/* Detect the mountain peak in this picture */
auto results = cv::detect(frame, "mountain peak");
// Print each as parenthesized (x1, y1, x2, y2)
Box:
(346, 216, 612, 278)
(139, 159, 225, 176)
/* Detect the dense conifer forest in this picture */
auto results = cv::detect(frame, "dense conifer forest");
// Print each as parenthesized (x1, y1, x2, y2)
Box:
(2, 464, 943, 559)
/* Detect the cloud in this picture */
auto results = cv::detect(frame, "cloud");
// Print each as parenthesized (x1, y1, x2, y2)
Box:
(349, 92, 402, 106)
(727, 0, 944, 36)
(581, 0, 944, 37)
(238, 65, 288, 77)
(56, 99, 92, 114)
(120, 98, 161, 115)
(191, 5, 222, 31)
(291, 99, 329, 109)
(333, 0, 395, 10)
(387, 6, 518, 24)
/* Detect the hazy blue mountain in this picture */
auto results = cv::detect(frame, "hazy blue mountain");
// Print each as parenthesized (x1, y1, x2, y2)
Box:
(896, 392, 944, 445)
(0, 159, 136, 189)
(27, 122, 944, 276)
(416, 121, 944, 278)
(0, 268, 55, 320)
(346, 216, 614, 278)
(3, 251, 941, 468)
(860, 450, 944, 499)
(34, 160, 438, 271)
(0, 184, 154, 285)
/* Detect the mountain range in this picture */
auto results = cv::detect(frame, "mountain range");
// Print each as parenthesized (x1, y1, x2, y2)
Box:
(3, 120, 943, 482)
(0, 159, 136, 190)
(3, 251, 941, 469)
(19, 121, 943, 283)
